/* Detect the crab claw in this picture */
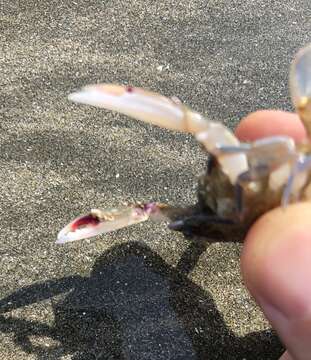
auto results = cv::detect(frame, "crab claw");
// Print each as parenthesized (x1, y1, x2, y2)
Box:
(68, 84, 212, 134)
(56, 203, 168, 244)
(69, 84, 248, 183)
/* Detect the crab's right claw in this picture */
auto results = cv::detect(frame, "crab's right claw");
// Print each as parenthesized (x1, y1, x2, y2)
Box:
(57, 211, 113, 244)
(56, 203, 168, 244)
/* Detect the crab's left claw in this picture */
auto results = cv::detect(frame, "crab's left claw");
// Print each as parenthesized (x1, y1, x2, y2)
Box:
(69, 84, 248, 183)
(69, 84, 196, 133)
(56, 203, 169, 244)
(68, 84, 236, 138)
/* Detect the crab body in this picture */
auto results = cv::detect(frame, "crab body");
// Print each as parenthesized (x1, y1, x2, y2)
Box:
(193, 141, 311, 241)
(57, 44, 311, 245)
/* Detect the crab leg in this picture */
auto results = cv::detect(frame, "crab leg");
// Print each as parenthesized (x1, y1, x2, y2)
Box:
(290, 43, 311, 135)
(57, 202, 185, 244)
(69, 84, 248, 183)
(281, 156, 311, 206)
(218, 135, 299, 191)
(218, 136, 296, 171)
(168, 215, 235, 237)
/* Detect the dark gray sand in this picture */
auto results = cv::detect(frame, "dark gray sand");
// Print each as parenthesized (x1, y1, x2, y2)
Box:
(0, 1, 310, 359)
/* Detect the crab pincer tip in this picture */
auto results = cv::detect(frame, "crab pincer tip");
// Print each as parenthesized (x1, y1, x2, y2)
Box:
(56, 226, 78, 244)
(56, 225, 94, 244)
(68, 90, 88, 104)
(68, 85, 120, 108)
(55, 233, 67, 244)
(56, 213, 102, 244)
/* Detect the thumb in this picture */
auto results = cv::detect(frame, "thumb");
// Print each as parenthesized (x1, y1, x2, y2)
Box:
(241, 203, 311, 360)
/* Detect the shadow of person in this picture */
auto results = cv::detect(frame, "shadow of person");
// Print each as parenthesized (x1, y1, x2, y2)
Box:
(0, 241, 283, 359)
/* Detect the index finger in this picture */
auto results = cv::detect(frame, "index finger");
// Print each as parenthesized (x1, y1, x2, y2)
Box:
(235, 110, 307, 142)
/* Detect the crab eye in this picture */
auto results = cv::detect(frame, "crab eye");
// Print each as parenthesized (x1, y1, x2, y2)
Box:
(290, 44, 311, 134)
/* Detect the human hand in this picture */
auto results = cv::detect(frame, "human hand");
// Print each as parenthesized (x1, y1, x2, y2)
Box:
(236, 110, 311, 360)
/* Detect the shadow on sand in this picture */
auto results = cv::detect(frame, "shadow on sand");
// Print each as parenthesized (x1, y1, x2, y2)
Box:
(0, 241, 283, 359)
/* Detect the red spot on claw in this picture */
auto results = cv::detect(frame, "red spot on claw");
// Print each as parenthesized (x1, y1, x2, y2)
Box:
(71, 214, 100, 231)
(126, 86, 134, 93)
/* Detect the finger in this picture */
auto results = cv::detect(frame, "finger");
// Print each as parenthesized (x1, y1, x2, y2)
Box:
(235, 110, 307, 142)
(279, 351, 294, 360)
(241, 203, 311, 360)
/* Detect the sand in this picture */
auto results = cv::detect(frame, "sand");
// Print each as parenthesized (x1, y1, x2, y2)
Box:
(0, 0, 310, 358)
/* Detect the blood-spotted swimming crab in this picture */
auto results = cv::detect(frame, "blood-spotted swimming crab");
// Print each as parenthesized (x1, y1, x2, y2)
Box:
(57, 44, 311, 244)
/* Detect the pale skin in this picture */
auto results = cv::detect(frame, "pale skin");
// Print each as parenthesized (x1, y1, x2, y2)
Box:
(236, 110, 311, 360)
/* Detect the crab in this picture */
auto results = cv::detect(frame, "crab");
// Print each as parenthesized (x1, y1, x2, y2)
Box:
(57, 43, 311, 245)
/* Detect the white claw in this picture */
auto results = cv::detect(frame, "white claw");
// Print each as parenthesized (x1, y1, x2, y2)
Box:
(69, 84, 188, 132)
(56, 203, 166, 244)
(69, 84, 248, 183)
(69, 84, 232, 135)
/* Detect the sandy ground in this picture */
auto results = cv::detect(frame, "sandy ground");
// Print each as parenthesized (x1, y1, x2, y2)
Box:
(0, 0, 310, 359)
